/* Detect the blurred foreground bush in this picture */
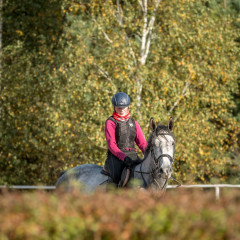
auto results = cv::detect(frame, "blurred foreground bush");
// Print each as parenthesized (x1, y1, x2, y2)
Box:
(0, 189, 239, 240)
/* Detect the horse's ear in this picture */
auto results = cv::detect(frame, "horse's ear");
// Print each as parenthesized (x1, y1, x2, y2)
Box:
(168, 117, 174, 131)
(150, 118, 157, 131)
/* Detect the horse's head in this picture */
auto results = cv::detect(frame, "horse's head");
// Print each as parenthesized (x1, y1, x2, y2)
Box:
(149, 117, 175, 181)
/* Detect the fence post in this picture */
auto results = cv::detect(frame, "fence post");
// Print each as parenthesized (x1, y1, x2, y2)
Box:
(215, 186, 220, 200)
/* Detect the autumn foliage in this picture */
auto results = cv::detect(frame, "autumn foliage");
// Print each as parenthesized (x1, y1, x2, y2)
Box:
(1, 0, 240, 184)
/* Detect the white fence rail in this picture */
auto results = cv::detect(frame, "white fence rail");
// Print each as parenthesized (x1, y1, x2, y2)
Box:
(0, 184, 240, 199)
(167, 184, 240, 200)
(0, 185, 56, 190)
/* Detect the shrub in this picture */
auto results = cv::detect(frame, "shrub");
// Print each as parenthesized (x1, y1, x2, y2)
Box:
(0, 189, 239, 240)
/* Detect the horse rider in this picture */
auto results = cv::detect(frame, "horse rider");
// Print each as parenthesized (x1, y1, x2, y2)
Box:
(102, 92, 148, 186)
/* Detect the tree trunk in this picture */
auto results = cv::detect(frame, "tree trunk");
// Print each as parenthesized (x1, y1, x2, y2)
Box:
(136, 0, 161, 118)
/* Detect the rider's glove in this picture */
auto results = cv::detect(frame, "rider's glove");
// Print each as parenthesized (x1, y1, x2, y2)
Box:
(124, 156, 142, 168)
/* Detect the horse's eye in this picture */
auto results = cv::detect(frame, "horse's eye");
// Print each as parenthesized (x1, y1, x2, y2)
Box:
(172, 143, 175, 146)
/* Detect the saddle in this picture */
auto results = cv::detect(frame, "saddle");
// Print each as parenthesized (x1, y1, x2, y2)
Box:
(100, 167, 132, 188)
(101, 167, 111, 177)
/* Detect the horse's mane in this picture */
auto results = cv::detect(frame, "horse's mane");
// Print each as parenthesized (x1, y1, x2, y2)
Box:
(144, 125, 174, 159)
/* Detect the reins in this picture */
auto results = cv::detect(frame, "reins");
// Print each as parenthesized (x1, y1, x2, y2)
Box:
(171, 176, 182, 187)
(135, 147, 174, 190)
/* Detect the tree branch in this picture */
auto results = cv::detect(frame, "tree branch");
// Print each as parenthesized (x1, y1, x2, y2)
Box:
(140, 0, 161, 65)
(140, 0, 148, 65)
(116, 0, 123, 26)
(136, 76, 143, 117)
(115, 0, 137, 67)
(168, 74, 191, 114)
(138, 0, 144, 12)
(93, 63, 117, 92)
(92, 18, 113, 44)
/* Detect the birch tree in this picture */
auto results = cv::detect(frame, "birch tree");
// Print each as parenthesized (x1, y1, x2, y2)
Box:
(114, 0, 161, 116)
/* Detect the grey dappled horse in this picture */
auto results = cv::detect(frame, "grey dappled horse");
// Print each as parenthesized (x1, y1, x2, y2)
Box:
(56, 118, 175, 192)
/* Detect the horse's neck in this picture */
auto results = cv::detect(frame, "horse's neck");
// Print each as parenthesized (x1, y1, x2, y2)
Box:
(134, 151, 154, 183)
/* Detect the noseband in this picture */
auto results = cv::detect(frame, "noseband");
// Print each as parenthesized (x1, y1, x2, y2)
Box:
(153, 152, 174, 167)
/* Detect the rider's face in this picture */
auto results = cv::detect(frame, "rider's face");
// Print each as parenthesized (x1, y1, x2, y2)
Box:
(115, 106, 129, 116)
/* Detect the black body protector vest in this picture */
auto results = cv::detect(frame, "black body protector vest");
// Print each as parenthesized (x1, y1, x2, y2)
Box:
(107, 116, 138, 160)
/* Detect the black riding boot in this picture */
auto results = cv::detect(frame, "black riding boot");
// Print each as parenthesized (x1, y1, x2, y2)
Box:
(103, 151, 125, 184)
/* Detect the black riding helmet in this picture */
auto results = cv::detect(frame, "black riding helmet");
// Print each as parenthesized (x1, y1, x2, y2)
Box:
(112, 92, 130, 107)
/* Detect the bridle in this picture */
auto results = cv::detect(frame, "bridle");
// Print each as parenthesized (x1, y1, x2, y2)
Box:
(135, 133, 174, 190)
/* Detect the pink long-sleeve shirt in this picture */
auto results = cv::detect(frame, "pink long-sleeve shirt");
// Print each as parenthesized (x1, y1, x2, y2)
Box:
(105, 119, 148, 161)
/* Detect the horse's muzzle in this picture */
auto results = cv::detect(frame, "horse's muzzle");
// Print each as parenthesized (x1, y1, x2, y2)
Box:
(160, 167, 172, 179)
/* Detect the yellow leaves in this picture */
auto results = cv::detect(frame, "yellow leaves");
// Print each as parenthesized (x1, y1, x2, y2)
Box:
(179, 13, 186, 20)
(16, 30, 24, 36)
(188, 64, 195, 75)
(221, 74, 227, 84)
(114, 73, 119, 78)
(29, 106, 36, 113)
(88, 56, 94, 64)
(198, 147, 204, 156)
(179, 95, 184, 100)
(113, 42, 120, 48)
(177, 59, 186, 66)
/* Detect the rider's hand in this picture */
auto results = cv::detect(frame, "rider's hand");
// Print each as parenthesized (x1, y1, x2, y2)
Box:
(124, 156, 142, 168)
(135, 158, 143, 165)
